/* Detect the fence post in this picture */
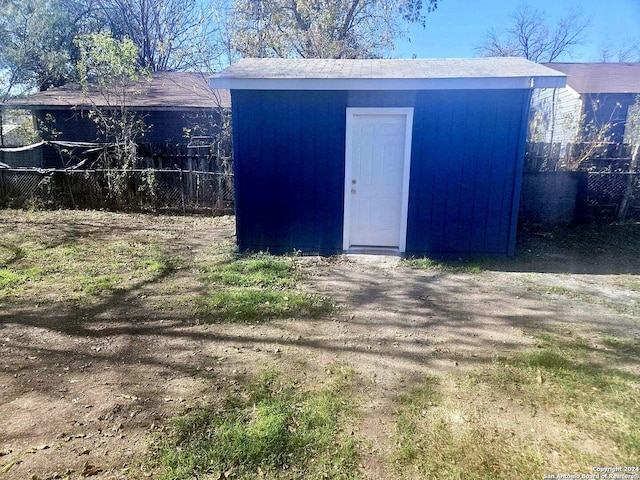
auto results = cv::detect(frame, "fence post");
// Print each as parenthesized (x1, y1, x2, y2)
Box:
(618, 145, 640, 220)
(179, 168, 186, 215)
(216, 174, 223, 211)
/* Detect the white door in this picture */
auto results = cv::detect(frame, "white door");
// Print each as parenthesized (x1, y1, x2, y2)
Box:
(344, 108, 413, 251)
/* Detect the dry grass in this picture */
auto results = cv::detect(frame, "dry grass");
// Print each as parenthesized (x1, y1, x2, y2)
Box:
(1, 210, 639, 479)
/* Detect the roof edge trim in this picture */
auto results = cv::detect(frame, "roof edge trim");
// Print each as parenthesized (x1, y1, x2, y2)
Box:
(210, 76, 566, 91)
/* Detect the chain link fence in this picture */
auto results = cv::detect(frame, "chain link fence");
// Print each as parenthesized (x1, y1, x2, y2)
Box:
(586, 172, 640, 219)
(0, 168, 234, 214)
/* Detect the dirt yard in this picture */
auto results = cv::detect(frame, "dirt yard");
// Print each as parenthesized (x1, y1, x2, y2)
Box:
(1, 210, 639, 479)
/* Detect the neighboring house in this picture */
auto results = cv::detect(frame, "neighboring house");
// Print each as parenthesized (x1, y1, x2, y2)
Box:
(210, 57, 565, 257)
(530, 63, 640, 147)
(1, 123, 21, 146)
(0, 111, 35, 147)
(6, 72, 230, 145)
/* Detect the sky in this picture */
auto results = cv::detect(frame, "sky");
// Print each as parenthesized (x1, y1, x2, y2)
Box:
(395, 0, 640, 61)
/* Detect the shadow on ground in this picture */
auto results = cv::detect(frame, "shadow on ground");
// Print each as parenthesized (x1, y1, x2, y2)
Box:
(1, 211, 639, 478)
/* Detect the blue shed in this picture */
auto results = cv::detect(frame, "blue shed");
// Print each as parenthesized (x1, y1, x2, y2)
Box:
(210, 58, 565, 257)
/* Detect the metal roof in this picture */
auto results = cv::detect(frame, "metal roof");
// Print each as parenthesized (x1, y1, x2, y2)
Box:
(7, 72, 230, 110)
(210, 57, 566, 90)
(543, 62, 640, 94)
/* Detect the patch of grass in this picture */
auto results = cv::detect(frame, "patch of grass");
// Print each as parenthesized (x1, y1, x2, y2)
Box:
(0, 266, 43, 295)
(392, 376, 545, 479)
(0, 242, 26, 265)
(0, 268, 24, 292)
(545, 285, 578, 297)
(521, 278, 639, 320)
(75, 274, 122, 296)
(491, 346, 639, 462)
(0, 234, 181, 304)
(601, 335, 640, 356)
(614, 275, 640, 292)
(403, 257, 483, 274)
(603, 299, 640, 319)
(199, 253, 299, 288)
(136, 256, 175, 274)
(522, 281, 596, 303)
(150, 368, 359, 479)
(196, 288, 333, 323)
(196, 252, 333, 324)
(160, 281, 180, 295)
(392, 336, 640, 478)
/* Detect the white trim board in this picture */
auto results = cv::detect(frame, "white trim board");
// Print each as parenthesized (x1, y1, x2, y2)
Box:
(343, 107, 414, 253)
(210, 76, 565, 91)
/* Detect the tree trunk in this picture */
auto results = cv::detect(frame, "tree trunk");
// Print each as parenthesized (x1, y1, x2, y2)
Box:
(618, 144, 640, 221)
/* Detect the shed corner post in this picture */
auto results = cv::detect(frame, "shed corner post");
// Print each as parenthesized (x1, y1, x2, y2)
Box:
(0, 106, 5, 149)
(507, 88, 534, 256)
(230, 91, 241, 247)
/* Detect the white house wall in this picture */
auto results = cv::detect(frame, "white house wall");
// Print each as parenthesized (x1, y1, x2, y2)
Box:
(623, 96, 640, 145)
(530, 86, 582, 147)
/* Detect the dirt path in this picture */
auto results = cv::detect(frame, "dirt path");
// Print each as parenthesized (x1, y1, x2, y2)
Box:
(1, 212, 639, 479)
(302, 254, 640, 479)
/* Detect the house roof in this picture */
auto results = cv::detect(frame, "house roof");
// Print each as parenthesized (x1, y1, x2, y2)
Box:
(209, 57, 566, 90)
(543, 63, 640, 94)
(7, 72, 230, 110)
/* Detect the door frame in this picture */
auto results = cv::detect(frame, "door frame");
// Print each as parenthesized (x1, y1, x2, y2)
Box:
(343, 107, 414, 253)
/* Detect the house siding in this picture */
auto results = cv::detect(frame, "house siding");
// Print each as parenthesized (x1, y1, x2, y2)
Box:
(232, 88, 532, 256)
(531, 89, 640, 147)
(582, 93, 636, 143)
(530, 87, 582, 146)
(36, 109, 99, 143)
(35, 108, 216, 144)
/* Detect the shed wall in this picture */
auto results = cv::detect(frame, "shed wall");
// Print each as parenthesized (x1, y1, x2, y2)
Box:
(232, 89, 532, 256)
(406, 89, 531, 256)
(232, 90, 347, 254)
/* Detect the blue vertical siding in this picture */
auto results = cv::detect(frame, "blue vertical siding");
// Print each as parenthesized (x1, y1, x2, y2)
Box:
(405, 89, 531, 256)
(232, 88, 532, 256)
(232, 90, 347, 254)
(508, 89, 534, 255)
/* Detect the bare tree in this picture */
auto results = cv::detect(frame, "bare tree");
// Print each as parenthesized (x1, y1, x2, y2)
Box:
(477, 4, 590, 62)
(230, 0, 438, 59)
(599, 37, 640, 63)
(94, 0, 225, 72)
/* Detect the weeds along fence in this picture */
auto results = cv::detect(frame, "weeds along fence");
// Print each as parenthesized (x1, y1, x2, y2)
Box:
(0, 168, 234, 214)
(525, 142, 637, 172)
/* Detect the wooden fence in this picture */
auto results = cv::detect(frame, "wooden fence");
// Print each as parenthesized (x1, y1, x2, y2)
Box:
(0, 138, 232, 173)
(137, 140, 231, 172)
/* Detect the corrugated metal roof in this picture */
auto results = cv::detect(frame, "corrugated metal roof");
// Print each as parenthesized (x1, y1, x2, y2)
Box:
(7, 72, 230, 109)
(543, 63, 640, 94)
(210, 57, 566, 90)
